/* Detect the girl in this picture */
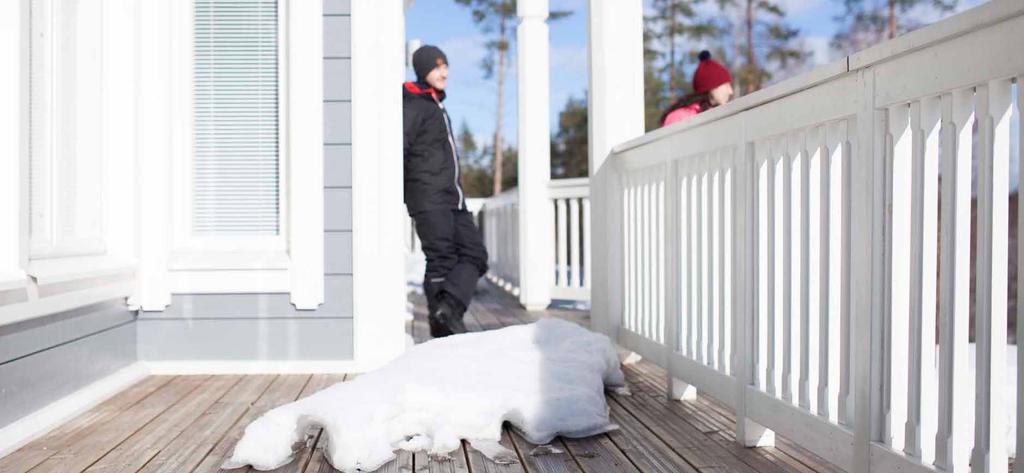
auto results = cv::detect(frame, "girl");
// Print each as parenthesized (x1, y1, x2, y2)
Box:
(660, 50, 734, 127)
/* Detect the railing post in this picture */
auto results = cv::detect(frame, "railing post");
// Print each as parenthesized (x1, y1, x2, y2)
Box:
(734, 141, 774, 447)
(851, 68, 885, 473)
(516, 0, 553, 311)
(590, 163, 623, 341)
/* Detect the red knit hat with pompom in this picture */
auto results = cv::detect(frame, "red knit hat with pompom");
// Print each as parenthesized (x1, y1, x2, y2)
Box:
(692, 50, 732, 94)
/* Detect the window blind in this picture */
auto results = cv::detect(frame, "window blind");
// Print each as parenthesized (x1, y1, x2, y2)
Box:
(193, 0, 280, 235)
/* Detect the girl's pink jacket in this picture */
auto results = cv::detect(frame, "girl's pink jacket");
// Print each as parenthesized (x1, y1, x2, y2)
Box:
(661, 102, 701, 127)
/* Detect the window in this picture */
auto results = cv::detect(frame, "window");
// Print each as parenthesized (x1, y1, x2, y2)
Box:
(29, 0, 106, 259)
(188, 0, 284, 248)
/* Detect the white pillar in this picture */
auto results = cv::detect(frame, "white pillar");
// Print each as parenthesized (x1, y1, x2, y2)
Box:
(351, 0, 408, 369)
(131, 0, 172, 310)
(586, 0, 644, 338)
(516, 0, 554, 311)
(0, 0, 27, 283)
(586, 0, 645, 175)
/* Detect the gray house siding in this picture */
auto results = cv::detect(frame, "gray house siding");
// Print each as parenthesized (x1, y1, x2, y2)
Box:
(136, 0, 354, 361)
(0, 300, 136, 427)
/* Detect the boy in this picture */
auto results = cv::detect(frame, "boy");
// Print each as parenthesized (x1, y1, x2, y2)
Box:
(403, 45, 489, 337)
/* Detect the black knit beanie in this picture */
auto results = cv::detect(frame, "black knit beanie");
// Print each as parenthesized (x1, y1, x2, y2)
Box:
(413, 45, 448, 82)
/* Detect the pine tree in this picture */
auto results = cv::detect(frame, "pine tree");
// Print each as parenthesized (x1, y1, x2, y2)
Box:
(730, 0, 809, 94)
(457, 120, 493, 198)
(643, 25, 670, 131)
(453, 0, 570, 196)
(831, 0, 957, 55)
(645, 0, 719, 98)
(550, 95, 588, 179)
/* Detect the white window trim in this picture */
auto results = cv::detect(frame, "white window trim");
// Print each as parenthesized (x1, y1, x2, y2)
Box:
(27, 0, 109, 262)
(157, 0, 323, 304)
(170, 0, 289, 261)
(0, 0, 28, 294)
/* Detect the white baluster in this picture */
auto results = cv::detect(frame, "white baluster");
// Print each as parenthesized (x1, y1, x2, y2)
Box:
(569, 197, 581, 288)
(934, 89, 973, 472)
(887, 103, 912, 452)
(783, 135, 795, 403)
(757, 143, 769, 390)
(765, 144, 777, 396)
(971, 80, 1011, 473)
(800, 128, 814, 410)
(583, 197, 592, 290)
(720, 156, 730, 374)
(712, 156, 720, 368)
(682, 168, 693, 357)
(657, 174, 666, 344)
(837, 120, 853, 427)
(814, 125, 830, 417)
(557, 198, 569, 288)
(905, 96, 940, 462)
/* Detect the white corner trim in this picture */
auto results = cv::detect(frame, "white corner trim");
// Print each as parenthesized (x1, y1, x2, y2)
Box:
(350, 0, 408, 371)
(142, 360, 365, 375)
(0, 362, 149, 459)
(287, 0, 325, 310)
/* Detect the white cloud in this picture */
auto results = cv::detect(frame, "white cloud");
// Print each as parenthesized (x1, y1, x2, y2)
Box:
(802, 35, 833, 66)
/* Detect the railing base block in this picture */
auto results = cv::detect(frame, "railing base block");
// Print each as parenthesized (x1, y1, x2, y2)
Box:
(739, 418, 776, 448)
(670, 377, 697, 401)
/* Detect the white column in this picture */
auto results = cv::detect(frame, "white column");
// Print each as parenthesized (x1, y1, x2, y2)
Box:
(351, 0, 407, 369)
(586, 0, 644, 338)
(131, 0, 172, 310)
(516, 0, 554, 311)
(288, 0, 325, 309)
(587, 0, 645, 175)
(0, 0, 27, 283)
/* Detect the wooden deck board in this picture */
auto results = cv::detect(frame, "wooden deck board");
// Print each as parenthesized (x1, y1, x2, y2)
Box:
(136, 375, 277, 473)
(2, 279, 841, 473)
(29, 376, 212, 473)
(0, 376, 175, 473)
(202, 375, 312, 473)
(84, 375, 244, 473)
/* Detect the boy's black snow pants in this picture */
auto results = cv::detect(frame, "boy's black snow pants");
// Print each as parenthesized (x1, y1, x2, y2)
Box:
(411, 208, 489, 313)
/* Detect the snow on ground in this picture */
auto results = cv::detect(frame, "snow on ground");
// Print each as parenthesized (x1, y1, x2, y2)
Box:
(222, 318, 627, 472)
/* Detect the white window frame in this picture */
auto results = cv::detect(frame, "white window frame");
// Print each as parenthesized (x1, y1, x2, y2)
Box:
(27, 0, 108, 261)
(160, 0, 324, 305)
(170, 0, 289, 261)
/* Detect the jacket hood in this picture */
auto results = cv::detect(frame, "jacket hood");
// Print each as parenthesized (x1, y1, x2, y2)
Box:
(403, 81, 446, 103)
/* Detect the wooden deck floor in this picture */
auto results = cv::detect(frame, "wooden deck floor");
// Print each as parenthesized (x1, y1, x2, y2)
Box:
(0, 281, 842, 473)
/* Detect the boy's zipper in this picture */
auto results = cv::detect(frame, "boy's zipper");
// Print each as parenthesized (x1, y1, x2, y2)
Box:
(435, 101, 465, 209)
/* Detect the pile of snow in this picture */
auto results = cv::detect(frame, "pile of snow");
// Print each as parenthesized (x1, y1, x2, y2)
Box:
(223, 318, 627, 472)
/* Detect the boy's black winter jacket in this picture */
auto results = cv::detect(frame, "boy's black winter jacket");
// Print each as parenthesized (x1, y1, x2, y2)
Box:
(403, 81, 466, 214)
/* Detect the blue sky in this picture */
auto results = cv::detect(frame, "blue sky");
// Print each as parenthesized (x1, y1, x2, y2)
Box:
(404, 0, 992, 149)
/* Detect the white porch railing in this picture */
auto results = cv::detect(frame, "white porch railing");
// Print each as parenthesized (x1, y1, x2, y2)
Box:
(590, 2, 1022, 472)
(481, 178, 592, 301)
